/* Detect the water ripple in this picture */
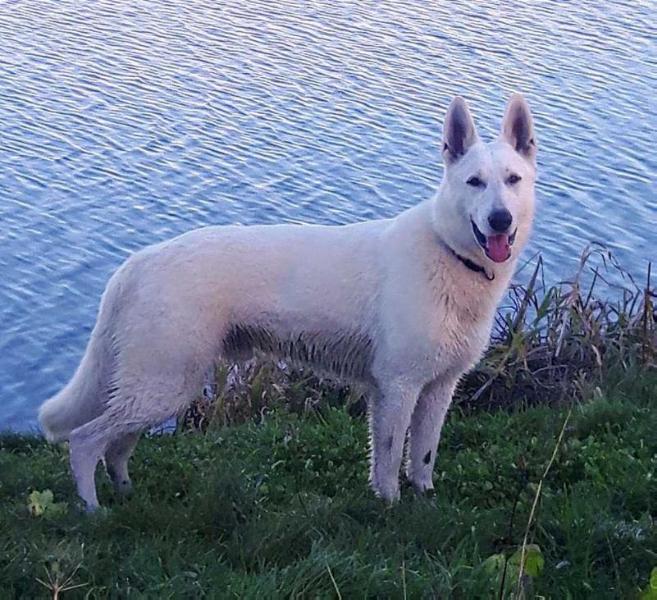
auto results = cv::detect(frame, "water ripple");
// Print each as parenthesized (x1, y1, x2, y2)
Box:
(0, 0, 655, 430)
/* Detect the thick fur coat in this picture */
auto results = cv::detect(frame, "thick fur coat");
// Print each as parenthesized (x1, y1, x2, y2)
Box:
(39, 94, 537, 510)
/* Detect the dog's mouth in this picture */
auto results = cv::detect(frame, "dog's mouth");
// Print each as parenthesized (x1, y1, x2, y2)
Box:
(471, 219, 517, 263)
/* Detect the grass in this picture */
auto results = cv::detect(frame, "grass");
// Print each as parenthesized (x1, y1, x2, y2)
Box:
(1, 371, 656, 598)
(1, 250, 655, 598)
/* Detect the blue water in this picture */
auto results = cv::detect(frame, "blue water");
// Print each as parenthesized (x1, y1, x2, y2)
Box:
(1, 1, 655, 431)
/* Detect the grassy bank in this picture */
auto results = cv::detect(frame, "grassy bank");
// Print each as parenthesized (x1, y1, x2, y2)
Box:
(1, 370, 656, 598)
(1, 251, 655, 598)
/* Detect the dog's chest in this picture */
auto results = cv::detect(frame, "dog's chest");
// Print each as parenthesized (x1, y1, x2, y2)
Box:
(424, 285, 496, 377)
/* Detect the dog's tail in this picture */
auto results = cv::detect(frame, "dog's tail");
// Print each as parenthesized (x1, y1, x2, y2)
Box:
(39, 267, 128, 443)
(39, 330, 110, 442)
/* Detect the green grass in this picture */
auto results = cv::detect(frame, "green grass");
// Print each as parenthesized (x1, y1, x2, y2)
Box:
(1, 370, 656, 599)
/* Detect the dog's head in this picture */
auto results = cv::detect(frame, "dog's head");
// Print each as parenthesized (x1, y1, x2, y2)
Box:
(435, 94, 537, 266)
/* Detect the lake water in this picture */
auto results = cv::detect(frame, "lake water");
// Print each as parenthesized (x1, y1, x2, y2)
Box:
(1, 1, 655, 431)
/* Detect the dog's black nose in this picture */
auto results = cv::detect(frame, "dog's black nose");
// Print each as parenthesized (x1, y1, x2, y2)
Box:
(488, 209, 512, 233)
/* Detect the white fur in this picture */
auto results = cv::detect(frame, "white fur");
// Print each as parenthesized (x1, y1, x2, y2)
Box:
(39, 94, 537, 510)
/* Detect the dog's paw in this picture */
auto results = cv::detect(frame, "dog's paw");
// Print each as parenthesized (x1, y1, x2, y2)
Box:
(415, 486, 436, 500)
(113, 479, 133, 496)
(77, 500, 108, 516)
(89, 506, 111, 519)
(370, 479, 401, 505)
(403, 475, 436, 500)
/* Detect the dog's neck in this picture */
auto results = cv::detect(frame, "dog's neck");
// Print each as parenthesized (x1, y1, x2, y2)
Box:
(445, 245, 495, 281)
(433, 231, 515, 285)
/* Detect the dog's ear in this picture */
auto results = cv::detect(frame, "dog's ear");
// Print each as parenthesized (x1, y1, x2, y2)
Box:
(442, 96, 478, 164)
(501, 93, 536, 162)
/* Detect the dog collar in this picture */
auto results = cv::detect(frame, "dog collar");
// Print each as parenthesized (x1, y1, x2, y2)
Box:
(448, 246, 495, 281)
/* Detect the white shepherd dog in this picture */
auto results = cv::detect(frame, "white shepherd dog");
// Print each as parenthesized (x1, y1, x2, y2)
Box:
(40, 94, 537, 511)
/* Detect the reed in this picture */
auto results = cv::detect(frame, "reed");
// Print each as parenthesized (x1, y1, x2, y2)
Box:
(463, 245, 655, 411)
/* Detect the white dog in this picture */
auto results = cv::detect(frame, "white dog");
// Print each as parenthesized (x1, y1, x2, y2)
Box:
(39, 94, 537, 510)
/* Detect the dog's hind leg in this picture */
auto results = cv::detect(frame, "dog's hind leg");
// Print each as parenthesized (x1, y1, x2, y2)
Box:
(104, 432, 141, 495)
(69, 373, 204, 510)
(69, 418, 116, 511)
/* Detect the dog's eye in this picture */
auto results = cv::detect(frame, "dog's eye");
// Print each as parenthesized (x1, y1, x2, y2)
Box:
(466, 176, 485, 187)
(507, 174, 522, 185)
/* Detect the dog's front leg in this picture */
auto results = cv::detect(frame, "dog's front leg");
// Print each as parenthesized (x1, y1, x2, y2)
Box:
(369, 380, 419, 503)
(406, 378, 457, 494)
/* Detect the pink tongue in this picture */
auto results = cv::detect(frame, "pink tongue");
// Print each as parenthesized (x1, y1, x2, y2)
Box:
(486, 234, 510, 263)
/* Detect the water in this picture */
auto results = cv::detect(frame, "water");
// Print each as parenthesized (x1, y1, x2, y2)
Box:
(0, 1, 655, 431)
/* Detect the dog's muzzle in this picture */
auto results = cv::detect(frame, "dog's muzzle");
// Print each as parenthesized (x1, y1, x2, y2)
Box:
(471, 219, 517, 263)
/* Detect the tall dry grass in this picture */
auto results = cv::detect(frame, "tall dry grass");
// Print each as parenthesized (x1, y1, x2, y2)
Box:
(462, 245, 655, 410)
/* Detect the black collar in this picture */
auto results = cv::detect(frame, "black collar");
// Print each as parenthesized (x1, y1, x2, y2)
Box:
(447, 245, 495, 281)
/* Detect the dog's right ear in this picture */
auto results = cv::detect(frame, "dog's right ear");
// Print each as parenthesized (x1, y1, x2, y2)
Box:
(501, 93, 536, 162)
(442, 96, 478, 165)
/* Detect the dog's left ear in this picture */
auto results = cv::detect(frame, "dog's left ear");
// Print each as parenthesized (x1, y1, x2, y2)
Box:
(501, 93, 536, 162)
(442, 96, 479, 164)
